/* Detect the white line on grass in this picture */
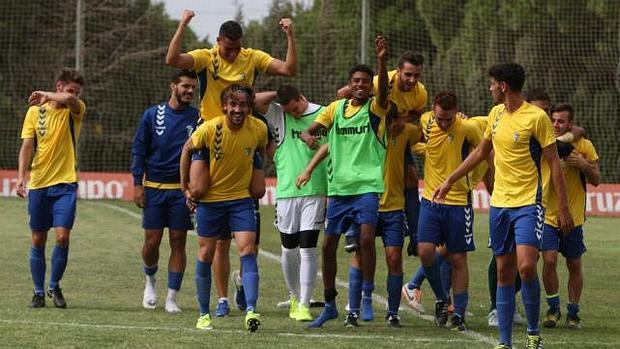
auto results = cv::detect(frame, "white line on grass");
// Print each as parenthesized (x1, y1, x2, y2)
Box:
(96, 202, 499, 346)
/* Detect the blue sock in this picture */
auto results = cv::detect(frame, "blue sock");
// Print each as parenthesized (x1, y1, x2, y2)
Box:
(497, 285, 515, 346)
(439, 255, 452, 296)
(387, 274, 403, 315)
(29, 247, 46, 295)
(143, 264, 158, 276)
(348, 266, 362, 313)
(453, 291, 469, 318)
(521, 278, 541, 335)
(361, 280, 375, 320)
(408, 266, 426, 289)
(195, 259, 211, 315)
(168, 271, 184, 291)
(423, 260, 447, 302)
(545, 293, 560, 312)
(309, 290, 339, 328)
(49, 245, 68, 290)
(567, 303, 579, 317)
(240, 254, 259, 312)
(405, 187, 420, 238)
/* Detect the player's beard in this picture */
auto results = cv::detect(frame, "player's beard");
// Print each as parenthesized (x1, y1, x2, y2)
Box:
(176, 91, 193, 106)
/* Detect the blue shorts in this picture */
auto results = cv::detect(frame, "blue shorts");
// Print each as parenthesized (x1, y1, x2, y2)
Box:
(376, 210, 405, 247)
(196, 198, 256, 237)
(28, 183, 77, 231)
(417, 198, 475, 253)
(541, 224, 586, 258)
(191, 148, 263, 169)
(489, 204, 544, 256)
(325, 193, 379, 235)
(143, 188, 192, 230)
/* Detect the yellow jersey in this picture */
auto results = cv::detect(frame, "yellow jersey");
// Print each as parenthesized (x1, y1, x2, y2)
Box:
(21, 101, 86, 189)
(544, 138, 598, 227)
(189, 46, 274, 120)
(420, 111, 482, 205)
(191, 115, 268, 203)
(466, 116, 490, 186)
(373, 70, 427, 119)
(314, 98, 388, 129)
(484, 102, 555, 207)
(381, 123, 421, 211)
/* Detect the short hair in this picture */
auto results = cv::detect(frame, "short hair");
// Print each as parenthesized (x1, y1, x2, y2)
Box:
(488, 63, 525, 92)
(171, 70, 197, 83)
(219, 20, 243, 41)
(433, 90, 458, 111)
(398, 51, 424, 68)
(348, 64, 374, 80)
(524, 88, 550, 103)
(277, 85, 302, 105)
(551, 103, 574, 121)
(55, 67, 85, 86)
(221, 84, 254, 105)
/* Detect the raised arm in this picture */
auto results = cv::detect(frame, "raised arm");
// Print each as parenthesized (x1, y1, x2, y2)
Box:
(165, 10, 196, 69)
(16, 138, 35, 198)
(28, 91, 81, 115)
(433, 138, 493, 202)
(265, 18, 297, 76)
(254, 91, 277, 115)
(543, 144, 574, 234)
(375, 35, 389, 109)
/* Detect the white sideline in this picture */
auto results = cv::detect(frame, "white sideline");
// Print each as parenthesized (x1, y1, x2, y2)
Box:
(97, 202, 498, 345)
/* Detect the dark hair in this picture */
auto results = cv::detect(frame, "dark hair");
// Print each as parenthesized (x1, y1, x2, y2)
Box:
(55, 67, 85, 86)
(488, 63, 525, 92)
(551, 103, 574, 121)
(219, 20, 243, 41)
(398, 51, 424, 68)
(221, 84, 254, 105)
(348, 64, 374, 80)
(433, 90, 458, 111)
(171, 69, 197, 83)
(524, 87, 550, 103)
(277, 85, 301, 105)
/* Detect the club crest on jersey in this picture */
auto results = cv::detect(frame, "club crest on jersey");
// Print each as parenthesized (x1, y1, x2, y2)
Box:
(239, 72, 246, 80)
(186, 125, 194, 138)
(513, 131, 520, 142)
(244, 147, 252, 156)
(448, 134, 455, 144)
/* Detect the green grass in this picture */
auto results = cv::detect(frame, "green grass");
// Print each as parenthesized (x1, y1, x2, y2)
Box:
(1, 197, 619, 348)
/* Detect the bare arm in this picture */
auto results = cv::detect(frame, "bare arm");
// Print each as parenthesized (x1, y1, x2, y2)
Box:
(433, 138, 493, 202)
(565, 150, 600, 186)
(254, 91, 277, 115)
(543, 144, 574, 234)
(301, 122, 327, 149)
(180, 137, 197, 196)
(337, 85, 353, 99)
(165, 10, 196, 69)
(16, 138, 35, 198)
(375, 35, 389, 109)
(28, 91, 81, 115)
(483, 150, 495, 195)
(265, 18, 297, 76)
(296, 143, 329, 188)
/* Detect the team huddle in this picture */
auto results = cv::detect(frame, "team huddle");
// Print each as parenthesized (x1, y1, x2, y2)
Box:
(16, 9, 601, 349)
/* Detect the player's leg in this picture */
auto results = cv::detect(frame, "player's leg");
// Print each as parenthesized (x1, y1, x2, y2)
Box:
(213, 237, 231, 316)
(404, 161, 420, 254)
(141, 187, 167, 309)
(47, 183, 78, 308)
(295, 196, 323, 321)
(164, 189, 192, 313)
(562, 225, 586, 329)
(27, 186, 51, 308)
(487, 255, 499, 326)
(275, 198, 301, 318)
(541, 223, 561, 328)
(381, 210, 405, 327)
(514, 205, 545, 347)
(356, 194, 379, 322)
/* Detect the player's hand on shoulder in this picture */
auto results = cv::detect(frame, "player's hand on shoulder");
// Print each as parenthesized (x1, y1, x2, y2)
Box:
(181, 10, 195, 26)
(279, 18, 293, 34)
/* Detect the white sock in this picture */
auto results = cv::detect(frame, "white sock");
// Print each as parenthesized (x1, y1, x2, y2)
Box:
(281, 245, 300, 299)
(165, 288, 181, 313)
(142, 275, 157, 309)
(166, 288, 178, 302)
(299, 247, 318, 307)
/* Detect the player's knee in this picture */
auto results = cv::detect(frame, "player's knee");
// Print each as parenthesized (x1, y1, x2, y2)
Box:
(566, 257, 582, 272)
(386, 253, 402, 274)
(197, 245, 214, 263)
(418, 244, 436, 265)
(517, 259, 537, 280)
(55, 234, 70, 248)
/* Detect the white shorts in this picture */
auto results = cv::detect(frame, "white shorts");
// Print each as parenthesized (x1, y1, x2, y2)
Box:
(275, 196, 326, 234)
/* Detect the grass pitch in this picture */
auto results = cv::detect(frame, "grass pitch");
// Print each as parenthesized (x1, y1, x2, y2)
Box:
(1, 198, 619, 348)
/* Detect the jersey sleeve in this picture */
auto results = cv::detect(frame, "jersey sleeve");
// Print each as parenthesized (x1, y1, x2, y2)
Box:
(370, 98, 389, 119)
(465, 122, 483, 148)
(533, 112, 556, 148)
(188, 48, 212, 72)
(314, 101, 338, 129)
(20, 107, 36, 139)
(71, 100, 86, 121)
(414, 83, 428, 112)
(257, 121, 269, 149)
(130, 109, 152, 185)
(581, 140, 599, 162)
(191, 123, 209, 150)
(250, 49, 275, 73)
(483, 110, 494, 140)
(406, 124, 422, 145)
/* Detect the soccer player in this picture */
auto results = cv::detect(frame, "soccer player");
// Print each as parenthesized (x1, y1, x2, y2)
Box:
(258, 85, 327, 322)
(338, 51, 428, 255)
(541, 103, 600, 330)
(131, 70, 199, 313)
(166, 11, 297, 315)
(413, 91, 486, 331)
(180, 84, 267, 332)
(434, 63, 574, 349)
(299, 35, 389, 328)
(17, 67, 86, 308)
